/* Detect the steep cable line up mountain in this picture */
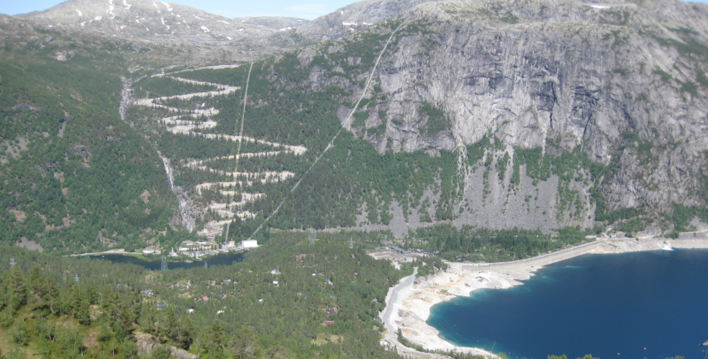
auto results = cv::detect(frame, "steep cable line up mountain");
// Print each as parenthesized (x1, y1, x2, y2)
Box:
(126, 66, 308, 237)
(247, 22, 406, 240)
(233, 62, 254, 182)
(3, 0, 708, 256)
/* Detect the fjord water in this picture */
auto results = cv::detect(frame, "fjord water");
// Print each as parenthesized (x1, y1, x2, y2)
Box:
(428, 249, 708, 359)
(90, 252, 245, 270)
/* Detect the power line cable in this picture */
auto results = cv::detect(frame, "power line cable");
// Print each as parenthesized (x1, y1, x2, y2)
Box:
(247, 22, 405, 240)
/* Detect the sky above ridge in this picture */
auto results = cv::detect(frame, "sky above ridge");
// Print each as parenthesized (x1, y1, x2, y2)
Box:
(2, 0, 708, 19)
(0, 0, 357, 19)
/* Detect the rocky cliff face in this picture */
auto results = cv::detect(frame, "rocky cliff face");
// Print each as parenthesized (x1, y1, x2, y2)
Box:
(296, 0, 708, 229)
(8, 0, 708, 242)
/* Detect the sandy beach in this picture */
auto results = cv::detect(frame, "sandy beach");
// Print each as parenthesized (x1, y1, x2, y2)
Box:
(380, 233, 708, 358)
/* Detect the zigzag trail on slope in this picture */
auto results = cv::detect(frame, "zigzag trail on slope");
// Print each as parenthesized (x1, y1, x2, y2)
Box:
(131, 73, 306, 236)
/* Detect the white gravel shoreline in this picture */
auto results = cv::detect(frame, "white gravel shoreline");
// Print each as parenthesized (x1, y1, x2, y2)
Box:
(380, 235, 708, 358)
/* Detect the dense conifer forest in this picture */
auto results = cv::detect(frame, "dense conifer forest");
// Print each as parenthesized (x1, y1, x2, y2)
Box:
(0, 233, 413, 358)
(0, 37, 179, 253)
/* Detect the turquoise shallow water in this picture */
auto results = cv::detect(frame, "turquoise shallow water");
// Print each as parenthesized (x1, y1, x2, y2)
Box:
(427, 249, 708, 359)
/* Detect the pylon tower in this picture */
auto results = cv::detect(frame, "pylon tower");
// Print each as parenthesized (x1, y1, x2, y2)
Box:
(309, 229, 316, 246)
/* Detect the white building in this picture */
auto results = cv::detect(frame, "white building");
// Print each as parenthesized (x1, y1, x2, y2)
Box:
(142, 249, 161, 255)
(242, 239, 258, 249)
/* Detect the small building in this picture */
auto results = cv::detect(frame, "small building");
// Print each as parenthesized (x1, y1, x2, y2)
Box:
(242, 239, 258, 249)
(217, 310, 224, 315)
(395, 257, 415, 263)
(187, 308, 195, 314)
(156, 304, 167, 310)
(202, 296, 209, 301)
(141, 289, 154, 297)
(258, 298, 263, 303)
(179, 240, 218, 252)
(272, 281, 279, 287)
(325, 307, 337, 315)
(143, 249, 161, 255)
(389, 246, 411, 255)
(322, 321, 335, 325)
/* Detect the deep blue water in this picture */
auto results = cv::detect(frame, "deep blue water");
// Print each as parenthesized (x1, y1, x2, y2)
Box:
(428, 249, 708, 359)
(89, 252, 245, 270)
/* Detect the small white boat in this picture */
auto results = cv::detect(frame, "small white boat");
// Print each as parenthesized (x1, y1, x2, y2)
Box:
(661, 242, 674, 251)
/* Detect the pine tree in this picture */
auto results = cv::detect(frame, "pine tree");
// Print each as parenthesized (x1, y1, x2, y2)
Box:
(69, 286, 83, 315)
(207, 321, 225, 358)
(229, 327, 260, 359)
(9, 266, 27, 311)
(75, 298, 91, 326)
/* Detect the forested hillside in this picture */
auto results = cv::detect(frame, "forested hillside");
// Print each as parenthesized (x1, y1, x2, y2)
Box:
(0, 21, 180, 253)
(3, 0, 708, 257)
(0, 235, 420, 358)
(123, 0, 708, 250)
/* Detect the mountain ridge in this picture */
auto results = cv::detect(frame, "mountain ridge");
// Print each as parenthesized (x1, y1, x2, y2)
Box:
(2, 0, 708, 252)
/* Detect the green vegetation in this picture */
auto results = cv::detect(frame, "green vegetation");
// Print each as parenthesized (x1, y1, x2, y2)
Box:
(169, 67, 248, 87)
(436, 151, 462, 221)
(0, 39, 177, 254)
(613, 68, 629, 76)
(671, 203, 708, 232)
(419, 102, 449, 137)
(653, 67, 673, 84)
(396, 329, 485, 359)
(0, 231, 410, 358)
(652, 32, 708, 61)
(406, 224, 591, 262)
(680, 80, 698, 97)
(352, 110, 369, 128)
(133, 76, 219, 99)
(138, 56, 473, 236)
(497, 152, 510, 181)
(0, 246, 147, 358)
(514, 146, 552, 181)
(696, 69, 708, 87)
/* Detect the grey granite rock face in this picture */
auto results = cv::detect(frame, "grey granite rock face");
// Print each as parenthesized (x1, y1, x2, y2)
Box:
(334, 0, 708, 220)
(289, 0, 708, 231)
(18, 0, 708, 234)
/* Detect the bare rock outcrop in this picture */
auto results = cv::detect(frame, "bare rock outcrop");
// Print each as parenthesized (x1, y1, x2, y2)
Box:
(135, 332, 196, 359)
(300, 0, 708, 222)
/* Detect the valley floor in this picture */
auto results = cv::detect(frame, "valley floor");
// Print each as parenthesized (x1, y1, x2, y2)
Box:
(380, 233, 708, 358)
